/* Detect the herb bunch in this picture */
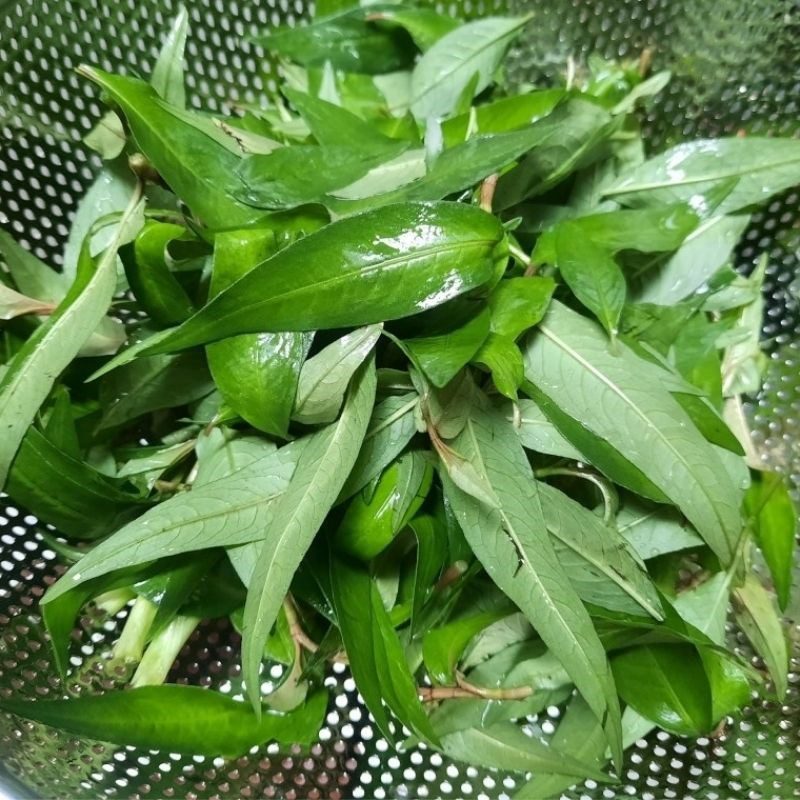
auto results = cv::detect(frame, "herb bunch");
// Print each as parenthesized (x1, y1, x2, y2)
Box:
(0, 4, 797, 794)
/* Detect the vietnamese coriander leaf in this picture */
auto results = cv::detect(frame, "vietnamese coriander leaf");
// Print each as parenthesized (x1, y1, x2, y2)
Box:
(241, 358, 376, 712)
(0, 186, 144, 489)
(439, 399, 623, 768)
(140, 202, 506, 355)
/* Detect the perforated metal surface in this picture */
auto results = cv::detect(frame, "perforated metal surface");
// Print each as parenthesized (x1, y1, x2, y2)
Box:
(0, 1, 799, 798)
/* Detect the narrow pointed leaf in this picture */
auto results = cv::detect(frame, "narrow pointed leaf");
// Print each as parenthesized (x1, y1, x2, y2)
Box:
(0, 686, 327, 757)
(151, 6, 190, 108)
(522, 302, 743, 563)
(141, 202, 506, 355)
(331, 555, 438, 745)
(440, 401, 623, 767)
(0, 189, 144, 489)
(241, 359, 376, 711)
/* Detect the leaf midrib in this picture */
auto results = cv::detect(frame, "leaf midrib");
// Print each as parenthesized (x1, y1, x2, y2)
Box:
(539, 323, 732, 553)
(606, 154, 800, 196)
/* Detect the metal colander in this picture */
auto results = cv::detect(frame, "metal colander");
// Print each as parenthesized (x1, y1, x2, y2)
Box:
(0, 1, 799, 798)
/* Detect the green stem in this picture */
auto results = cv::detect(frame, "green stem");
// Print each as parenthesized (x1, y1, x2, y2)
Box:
(109, 596, 157, 667)
(508, 242, 532, 268)
(535, 466, 619, 523)
(131, 615, 200, 688)
(93, 588, 136, 617)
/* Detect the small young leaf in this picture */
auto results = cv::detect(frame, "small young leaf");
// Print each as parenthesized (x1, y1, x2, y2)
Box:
(151, 6, 190, 109)
(611, 644, 712, 736)
(745, 471, 797, 610)
(404, 307, 491, 388)
(554, 222, 627, 338)
(410, 16, 531, 122)
(331, 555, 438, 745)
(487, 276, 555, 340)
(733, 575, 789, 698)
(473, 334, 524, 399)
(294, 325, 382, 425)
(367, 6, 460, 51)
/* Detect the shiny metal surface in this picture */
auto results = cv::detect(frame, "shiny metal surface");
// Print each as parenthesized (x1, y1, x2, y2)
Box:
(0, 1, 798, 797)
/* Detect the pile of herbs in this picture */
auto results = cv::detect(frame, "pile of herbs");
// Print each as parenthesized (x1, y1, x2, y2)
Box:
(0, 4, 798, 794)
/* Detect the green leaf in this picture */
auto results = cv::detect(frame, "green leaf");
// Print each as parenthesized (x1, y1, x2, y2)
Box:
(409, 16, 530, 122)
(407, 513, 448, 633)
(733, 575, 788, 698)
(605, 137, 800, 216)
(121, 221, 196, 326)
(294, 325, 382, 425)
(439, 401, 623, 768)
(441, 722, 611, 780)
(539, 483, 663, 619)
(331, 554, 437, 745)
(487, 276, 555, 340)
(6, 427, 149, 540)
(207, 229, 313, 438)
(237, 141, 409, 209)
(522, 302, 743, 563)
(283, 87, 403, 151)
(508, 398, 583, 461)
(0, 229, 69, 302)
(534, 206, 699, 265)
(338, 391, 419, 501)
(616, 499, 703, 561)
(632, 214, 750, 304)
(98, 350, 214, 431)
(473, 334, 524, 399)
(523, 381, 669, 501)
(721, 256, 768, 397)
(367, 6, 460, 51)
(0, 284, 55, 319)
(554, 222, 627, 338)
(746, 472, 796, 611)
(151, 6, 190, 109)
(0, 686, 327, 757)
(423, 611, 506, 684)
(330, 149, 428, 201)
(252, 8, 415, 75)
(83, 110, 127, 160)
(441, 89, 565, 145)
(79, 67, 260, 229)
(327, 104, 580, 214)
(0, 188, 144, 489)
(43, 442, 303, 603)
(404, 306, 490, 388)
(494, 99, 616, 209)
(42, 387, 81, 458)
(142, 202, 506, 354)
(611, 644, 712, 736)
(241, 359, 376, 711)
(335, 451, 432, 560)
